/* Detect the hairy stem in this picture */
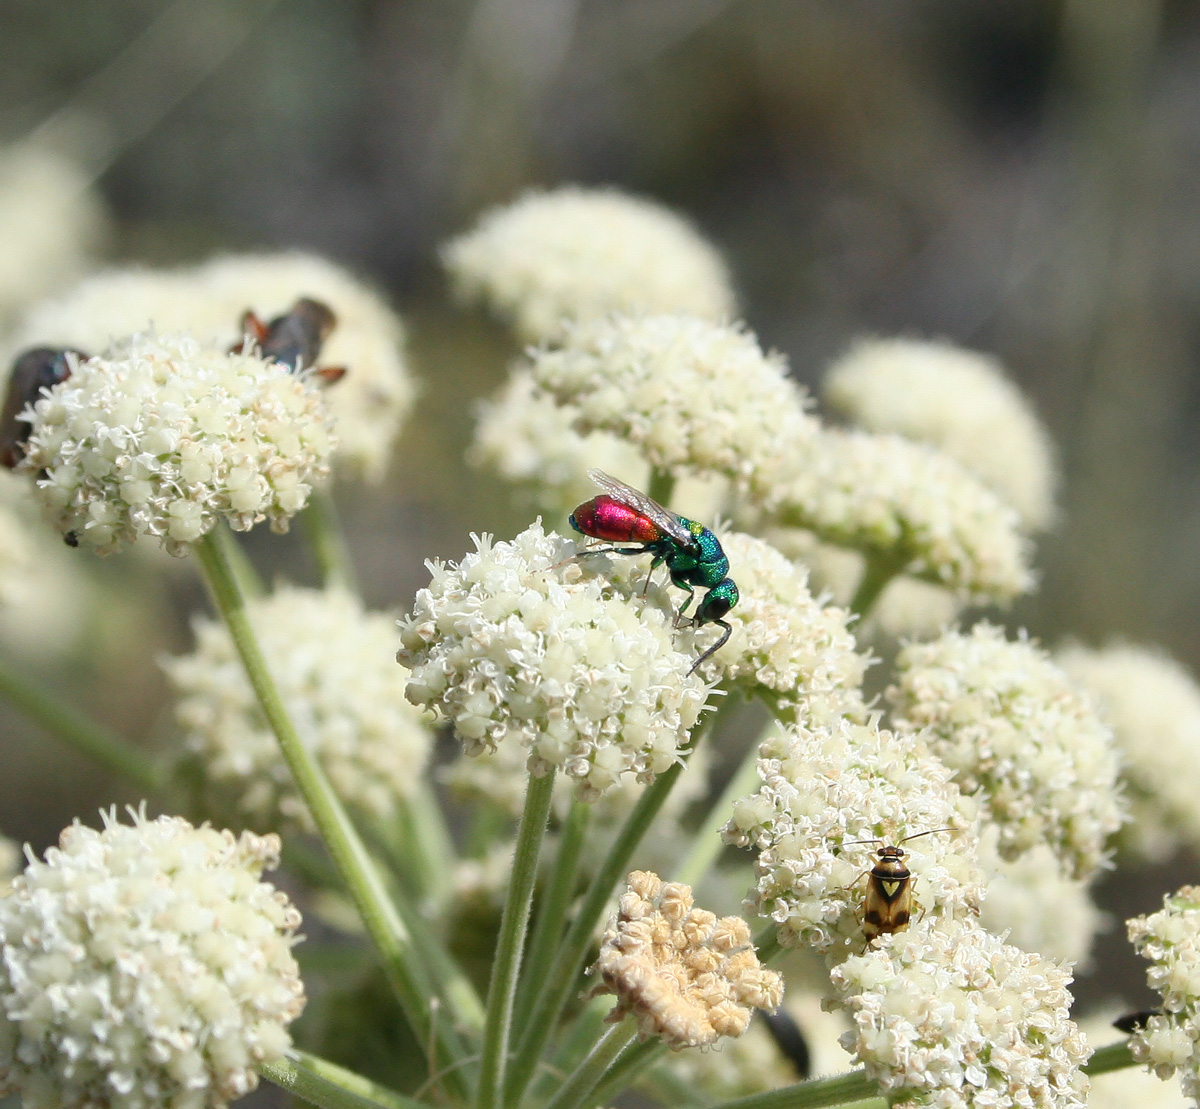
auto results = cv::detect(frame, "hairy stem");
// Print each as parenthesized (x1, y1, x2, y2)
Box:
(261, 1049, 425, 1109)
(847, 553, 903, 621)
(302, 485, 360, 593)
(714, 1069, 878, 1109)
(1084, 1040, 1136, 1076)
(541, 1017, 638, 1109)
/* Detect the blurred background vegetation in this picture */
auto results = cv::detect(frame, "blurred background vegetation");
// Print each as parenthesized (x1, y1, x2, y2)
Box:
(0, 0, 1196, 1024)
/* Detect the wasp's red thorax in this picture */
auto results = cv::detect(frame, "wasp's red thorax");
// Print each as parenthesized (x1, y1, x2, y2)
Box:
(569, 495, 662, 544)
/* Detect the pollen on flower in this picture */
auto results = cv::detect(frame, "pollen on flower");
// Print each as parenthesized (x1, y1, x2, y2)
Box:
(889, 623, 1125, 880)
(723, 717, 983, 957)
(442, 186, 737, 342)
(530, 313, 818, 505)
(591, 870, 783, 1048)
(19, 332, 334, 555)
(775, 427, 1034, 605)
(0, 808, 305, 1109)
(831, 918, 1090, 1109)
(397, 521, 709, 801)
(165, 585, 434, 829)
(823, 338, 1058, 531)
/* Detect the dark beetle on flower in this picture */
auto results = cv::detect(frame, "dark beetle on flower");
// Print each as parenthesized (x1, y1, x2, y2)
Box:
(233, 296, 346, 383)
(0, 346, 84, 469)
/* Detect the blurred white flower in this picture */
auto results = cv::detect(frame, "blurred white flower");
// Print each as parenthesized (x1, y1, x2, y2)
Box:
(831, 918, 1089, 1109)
(823, 338, 1057, 530)
(1080, 1015, 1189, 1109)
(1058, 642, 1200, 861)
(889, 623, 1125, 879)
(1127, 886, 1200, 1099)
(20, 332, 334, 555)
(777, 428, 1034, 605)
(724, 718, 982, 957)
(592, 870, 783, 1048)
(165, 585, 434, 829)
(442, 186, 736, 342)
(0, 808, 305, 1109)
(397, 521, 709, 801)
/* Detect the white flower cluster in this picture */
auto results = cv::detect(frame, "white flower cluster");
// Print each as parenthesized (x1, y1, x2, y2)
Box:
(723, 718, 982, 956)
(1058, 643, 1200, 861)
(776, 428, 1034, 604)
(592, 870, 783, 1048)
(0, 809, 305, 1109)
(831, 919, 1090, 1109)
(397, 522, 709, 801)
(8, 252, 412, 481)
(165, 585, 434, 828)
(694, 531, 869, 718)
(1081, 1015, 1189, 1109)
(889, 623, 1124, 879)
(823, 338, 1057, 530)
(442, 186, 736, 342)
(1127, 887, 1200, 1098)
(20, 332, 334, 555)
(0, 145, 107, 328)
(529, 314, 817, 504)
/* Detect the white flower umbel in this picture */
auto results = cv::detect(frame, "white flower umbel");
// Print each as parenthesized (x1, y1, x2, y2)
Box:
(0, 808, 305, 1109)
(692, 531, 870, 718)
(1058, 643, 1200, 861)
(776, 428, 1034, 605)
(165, 585, 433, 828)
(591, 870, 783, 1048)
(530, 313, 817, 503)
(889, 623, 1124, 879)
(831, 918, 1090, 1109)
(8, 252, 412, 481)
(723, 718, 983, 957)
(20, 332, 334, 555)
(0, 145, 106, 329)
(823, 338, 1057, 531)
(442, 186, 736, 342)
(397, 521, 709, 801)
(1127, 887, 1200, 1099)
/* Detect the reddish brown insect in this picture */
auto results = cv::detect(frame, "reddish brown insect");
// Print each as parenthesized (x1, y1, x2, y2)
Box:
(234, 297, 345, 383)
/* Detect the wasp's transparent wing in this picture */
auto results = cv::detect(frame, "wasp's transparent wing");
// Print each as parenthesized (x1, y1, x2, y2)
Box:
(586, 468, 697, 549)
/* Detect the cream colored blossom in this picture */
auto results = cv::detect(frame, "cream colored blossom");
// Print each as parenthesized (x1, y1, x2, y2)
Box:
(889, 623, 1124, 879)
(442, 186, 736, 342)
(530, 314, 818, 504)
(693, 531, 870, 719)
(823, 338, 1057, 530)
(592, 870, 783, 1048)
(20, 333, 334, 555)
(397, 522, 709, 800)
(0, 145, 106, 328)
(0, 808, 305, 1109)
(776, 428, 1034, 604)
(724, 718, 983, 957)
(1058, 642, 1200, 861)
(1127, 886, 1200, 1099)
(165, 586, 433, 829)
(831, 918, 1090, 1109)
(8, 252, 412, 481)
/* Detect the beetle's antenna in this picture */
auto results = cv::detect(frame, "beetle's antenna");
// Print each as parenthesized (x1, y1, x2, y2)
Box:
(687, 619, 731, 676)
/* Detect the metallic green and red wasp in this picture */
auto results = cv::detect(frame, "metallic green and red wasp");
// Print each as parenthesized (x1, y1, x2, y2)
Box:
(569, 469, 738, 675)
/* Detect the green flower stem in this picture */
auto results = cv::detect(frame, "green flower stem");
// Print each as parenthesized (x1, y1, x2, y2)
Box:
(514, 798, 592, 1029)
(1084, 1040, 1136, 1076)
(504, 759, 687, 1106)
(847, 553, 904, 621)
(754, 924, 782, 965)
(213, 521, 264, 598)
(476, 767, 558, 1109)
(406, 783, 458, 904)
(589, 1040, 665, 1106)
(194, 533, 471, 1100)
(0, 656, 161, 792)
(535, 996, 611, 1102)
(302, 484, 360, 593)
(541, 1017, 638, 1109)
(261, 1049, 426, 1109)
(714, 1069, 878, 1109)
(647, 467, 677, 508)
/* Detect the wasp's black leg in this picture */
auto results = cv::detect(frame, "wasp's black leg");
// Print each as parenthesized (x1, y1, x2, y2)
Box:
(687, 618, 732, 675)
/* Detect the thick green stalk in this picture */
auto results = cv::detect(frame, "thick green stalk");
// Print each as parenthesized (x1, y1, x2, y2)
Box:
(514, 799, 591, 1028)
(404, 783, 458, 906)
(503, 759, 685, 1105)
(1084, 1040, 1136, 1076)
(847, 553, 903, 621)
(589, 1040, 665, 1106)
(261, 1050, 425, 1109)
(541, 1018, 637, 1109)
(476, 768, 557, 1109)
(0, 657, 160, 792)
(714, 1069, 878, 1109)
(194, 533, 471, 1098)
(647, 467, 677, 508)
(302, 485, 360, 592)
(213, 521, 264, 598)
